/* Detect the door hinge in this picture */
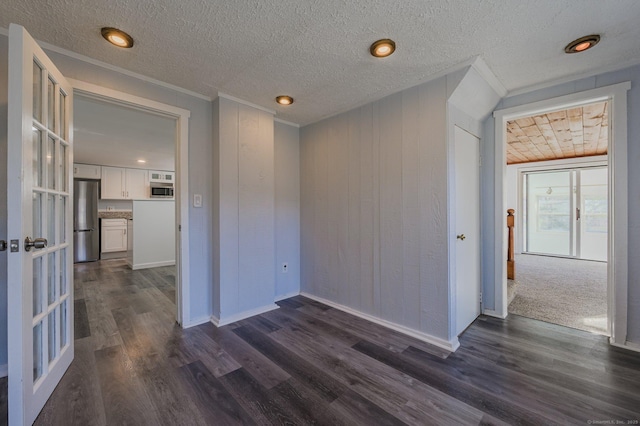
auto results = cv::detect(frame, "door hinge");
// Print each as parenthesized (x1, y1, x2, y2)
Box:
(479, 292, 483, 303)
(178, 225, 181, 232)
(0, 240, 6, 252)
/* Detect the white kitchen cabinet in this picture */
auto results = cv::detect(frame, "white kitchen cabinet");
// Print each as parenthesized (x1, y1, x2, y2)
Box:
(101, 166, 149, 200)
(101, 218, 128, 253)
(73, 163, 101, 179)
(126, 168, 149, 199)
(101, 166, 125, 199)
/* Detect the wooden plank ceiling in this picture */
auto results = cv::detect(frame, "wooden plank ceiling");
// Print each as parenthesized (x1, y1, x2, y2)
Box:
(506, 101, 608, 164)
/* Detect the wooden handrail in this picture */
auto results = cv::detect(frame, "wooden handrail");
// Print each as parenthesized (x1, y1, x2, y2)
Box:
(507, 209, 515, 280)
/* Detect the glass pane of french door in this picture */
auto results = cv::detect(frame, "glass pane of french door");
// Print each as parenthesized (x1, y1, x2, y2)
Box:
(525, 171, 572, 256)
(31, 58, 71, 387)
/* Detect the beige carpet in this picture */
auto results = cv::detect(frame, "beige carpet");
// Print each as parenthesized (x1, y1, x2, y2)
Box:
(507, 254, 608, 335)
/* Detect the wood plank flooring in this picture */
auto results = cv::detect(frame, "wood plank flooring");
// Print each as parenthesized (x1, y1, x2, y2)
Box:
(0, 258, 638, 425)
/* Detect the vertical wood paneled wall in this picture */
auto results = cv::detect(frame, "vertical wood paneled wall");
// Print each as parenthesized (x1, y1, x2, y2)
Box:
(214, 98, 276, 320)
(300, 77, 451, 341)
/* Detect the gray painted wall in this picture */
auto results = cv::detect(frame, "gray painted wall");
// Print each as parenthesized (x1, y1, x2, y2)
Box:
(0, 36, 8, 366)
(274, 122, 300, 299)
(213, 98, 277, 321)
(481, 64, 640, 343)
(300, 77, 452, 342)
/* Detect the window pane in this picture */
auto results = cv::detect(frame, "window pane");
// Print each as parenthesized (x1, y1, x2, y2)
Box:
(60, 248, 67, 296)
(59, 196, 67, 244)
(59, 91, 66, 139)
(33, 322, 43, 382)
(48, 252, 56, 305)
(526, 171, 571, 256)
(33, 61, 42, 122)
(32, 128, 42, 187)
(33, 256, 43, 316)
(60, 300, 68, 349)
(47, 77, 55, 131)
(33, 192, 42, 239)
(48, 310, 57, 364)
(48, 194, 56, 245)
(47, 136, 56, 190)
(60, 144, 67, 192)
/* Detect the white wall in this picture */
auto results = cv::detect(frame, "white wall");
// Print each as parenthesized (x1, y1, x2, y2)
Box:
(212, 97, 277, 323)
(482, 64, 640, 345)
(274, 122, 300, 299)
(300, 77, 452, 343)
(131, 200, 175, 268)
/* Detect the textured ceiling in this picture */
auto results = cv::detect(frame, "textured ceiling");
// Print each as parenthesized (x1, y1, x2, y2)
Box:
(2, 1, 640, 125)
(506, 101, 608, 165)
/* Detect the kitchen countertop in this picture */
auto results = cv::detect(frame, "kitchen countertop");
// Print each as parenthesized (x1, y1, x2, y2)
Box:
(98, 211, 133, 220)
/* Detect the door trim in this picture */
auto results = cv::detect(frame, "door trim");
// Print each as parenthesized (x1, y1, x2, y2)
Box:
(68, 79, 193, 327)
(492, 82, 630, 348)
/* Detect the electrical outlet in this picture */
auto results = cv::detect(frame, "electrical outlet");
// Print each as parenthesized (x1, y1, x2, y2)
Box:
(107, 206, 114, 211)
(282, 262, 288, 273)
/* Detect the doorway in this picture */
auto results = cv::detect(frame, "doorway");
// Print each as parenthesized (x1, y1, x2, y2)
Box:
(491, 82, 631, 347)
(70, 80, 192, 326)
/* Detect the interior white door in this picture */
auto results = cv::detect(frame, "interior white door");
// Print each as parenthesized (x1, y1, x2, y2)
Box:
(7, 24, 74, 425)
(454, 126, 481, 335)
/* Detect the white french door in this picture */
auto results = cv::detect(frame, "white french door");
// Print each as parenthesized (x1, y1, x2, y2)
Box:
(7, 24, 74, 425)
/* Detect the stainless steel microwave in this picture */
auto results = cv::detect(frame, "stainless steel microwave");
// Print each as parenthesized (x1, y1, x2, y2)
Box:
(150, 183, 174, 198)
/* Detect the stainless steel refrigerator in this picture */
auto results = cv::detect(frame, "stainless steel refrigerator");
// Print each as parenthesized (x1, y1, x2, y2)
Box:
(74, 179, 100, 262)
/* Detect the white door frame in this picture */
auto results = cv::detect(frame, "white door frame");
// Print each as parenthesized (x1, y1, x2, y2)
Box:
(68, 79, 192, 326)
(492, 82, 630, 348)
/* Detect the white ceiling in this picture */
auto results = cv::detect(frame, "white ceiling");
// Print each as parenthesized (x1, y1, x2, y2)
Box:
(2, 1, 640, 125)
(74, 96, 175, 171)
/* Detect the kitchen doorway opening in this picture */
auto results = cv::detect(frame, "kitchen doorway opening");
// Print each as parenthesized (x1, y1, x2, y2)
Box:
(71, 79, 192, 326)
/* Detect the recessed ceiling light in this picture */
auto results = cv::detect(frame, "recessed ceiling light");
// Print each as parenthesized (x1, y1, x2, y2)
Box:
(137, 159, 146, 163)
(101, 27, 134, 48)
(565, 35, 600, 54)
(370, 39, 396, 58)
(276, 95, 294, 106)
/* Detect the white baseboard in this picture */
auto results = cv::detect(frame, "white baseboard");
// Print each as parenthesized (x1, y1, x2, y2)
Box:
(131, 260, 176, 270)
(181, 315, 213, 329)
(483, 309, 508, 319)
(610, 339, 640, 353)
(300, 292, 459, 352)
(274, 291, 300, 302)
(0, 363, 6, 378)
(211, 303, 280, 327)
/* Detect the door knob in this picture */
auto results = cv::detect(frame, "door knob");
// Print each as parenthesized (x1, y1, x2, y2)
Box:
(24, 237, 48, 252)
(457, 234, 466, 241)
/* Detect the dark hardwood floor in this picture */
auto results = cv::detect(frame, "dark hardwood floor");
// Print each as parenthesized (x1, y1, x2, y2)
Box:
(1, 258, 639, 425)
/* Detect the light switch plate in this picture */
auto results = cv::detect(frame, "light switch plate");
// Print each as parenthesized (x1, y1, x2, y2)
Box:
(193, 194, 202, 208)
